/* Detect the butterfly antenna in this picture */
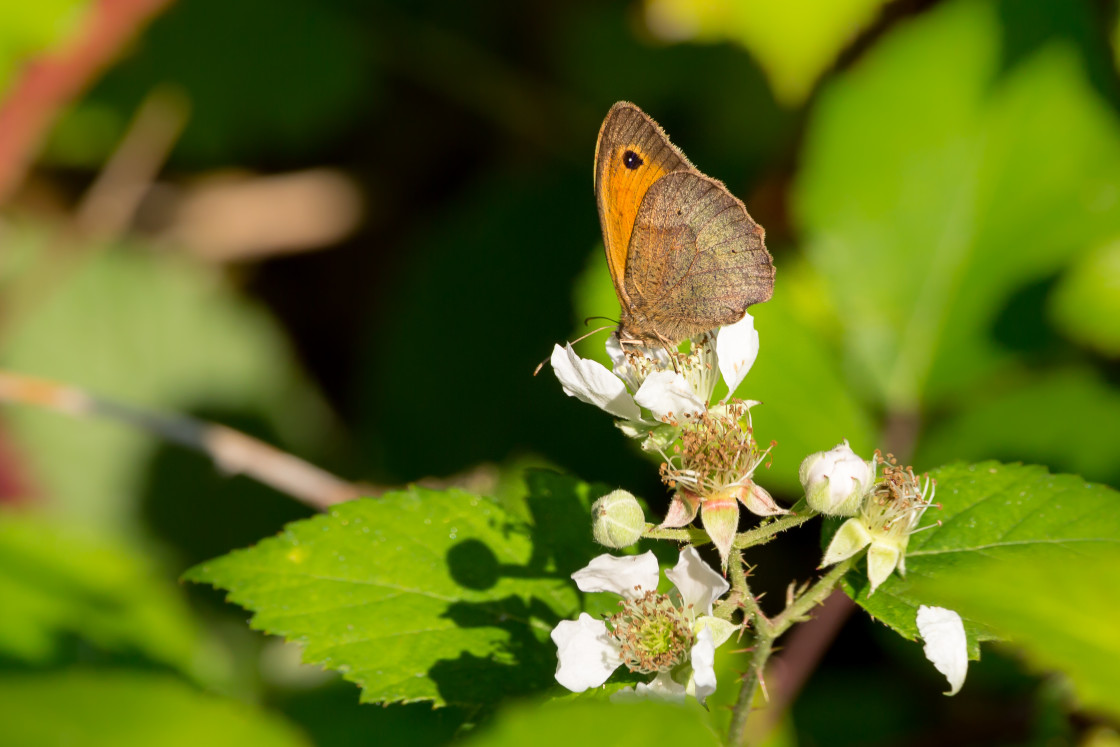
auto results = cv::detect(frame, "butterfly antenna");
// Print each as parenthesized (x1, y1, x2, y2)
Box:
(532, 323, 617, 376)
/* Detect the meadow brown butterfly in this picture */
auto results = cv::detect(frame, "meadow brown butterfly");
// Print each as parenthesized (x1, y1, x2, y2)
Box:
(594, 102, 774, 346)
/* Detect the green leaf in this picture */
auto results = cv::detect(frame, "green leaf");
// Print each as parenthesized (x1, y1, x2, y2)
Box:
(917, 546, 1120, 720)
(186, 480, 598, 708)
(839, 462, 1120, 658)
(1049, 238, 1120, 357)
(1, 229, 335, 538)
(639, 0, 888, 104)
(795, 0, 1120, 409)
(0, 511, 201, 672)
(462, 698, 721, 747)
(916, 368, 1120, 487)
(0, 670, 311, 747)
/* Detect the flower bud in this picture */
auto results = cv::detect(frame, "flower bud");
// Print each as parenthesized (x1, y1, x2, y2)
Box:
(799, 440, 874, 516)
(592, 490, 646, 548)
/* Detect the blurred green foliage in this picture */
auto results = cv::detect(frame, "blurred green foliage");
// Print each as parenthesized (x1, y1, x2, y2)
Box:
(1, 0, 1118, 744)
(0, 513, 201, 671)
(0, 670, 312, 747)
(1, 227, 338, 539)
(0, 1, 86, 96)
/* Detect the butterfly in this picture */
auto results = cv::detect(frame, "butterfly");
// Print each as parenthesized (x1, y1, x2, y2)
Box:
(594, 102, 774, 347)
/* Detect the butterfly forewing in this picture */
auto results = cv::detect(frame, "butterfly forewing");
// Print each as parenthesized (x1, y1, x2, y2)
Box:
(594, 102, 693, 304)
(622, 171, 773, 343)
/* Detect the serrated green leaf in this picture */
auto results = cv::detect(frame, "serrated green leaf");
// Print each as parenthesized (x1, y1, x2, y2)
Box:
(839, 462, 1120, 659)
(0, 511, 201, 672)
(795, 0, 1120, 410)
(916, 546, 1120, 719)
(0, 670, 311, 747)
(462, 698, 721, 747)
(186, 483, 596, 708)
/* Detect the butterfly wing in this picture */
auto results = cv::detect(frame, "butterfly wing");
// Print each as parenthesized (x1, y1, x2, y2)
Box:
(622, 171, 774, 343)
(594, 102, 693, 306)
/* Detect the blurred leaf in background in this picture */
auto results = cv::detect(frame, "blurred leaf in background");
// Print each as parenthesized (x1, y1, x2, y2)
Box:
(0, 512, 203, 673)
(1, 227, 339, 542)
(796, 0, 1120, 412)
(642, 0, 889, 105)
(0, 670, 312, 747)
(0, 1, 86, 96)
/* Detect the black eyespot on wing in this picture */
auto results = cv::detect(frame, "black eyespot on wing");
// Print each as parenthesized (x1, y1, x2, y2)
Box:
(622, 150, 644, 170)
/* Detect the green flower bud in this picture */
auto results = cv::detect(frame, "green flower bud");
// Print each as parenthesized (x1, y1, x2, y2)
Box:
(592, 490, 646, 548)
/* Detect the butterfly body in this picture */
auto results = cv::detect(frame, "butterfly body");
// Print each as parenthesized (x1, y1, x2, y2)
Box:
(594, 102, 774, 346)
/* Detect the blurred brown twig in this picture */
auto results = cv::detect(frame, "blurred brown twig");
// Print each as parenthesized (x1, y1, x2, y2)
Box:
(0, 369, 368, 510)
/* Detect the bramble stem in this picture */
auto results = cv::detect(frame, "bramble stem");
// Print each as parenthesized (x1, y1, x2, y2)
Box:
(734, 500, 816, 550)
(727, 633, 771, 746)
(641, 525, 710, 544)
(726, 555, 857, 745)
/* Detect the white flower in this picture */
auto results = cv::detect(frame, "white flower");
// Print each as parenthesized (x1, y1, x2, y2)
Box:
(549, 313, 761, 433)
(800, 440, 875, 516)
(916, 605, 968, 696)
(552, 548, 735, 704)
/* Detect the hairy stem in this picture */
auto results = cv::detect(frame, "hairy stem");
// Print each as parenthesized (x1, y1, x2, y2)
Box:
(726, 555, 856, 745)
(734, 500, 817, 550)
(770, 557, 855, 637)
(727, 632, 772, 746)
(642, 525, 710, 544)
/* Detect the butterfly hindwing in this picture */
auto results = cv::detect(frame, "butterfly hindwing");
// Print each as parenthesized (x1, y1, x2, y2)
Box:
(622, 171, 773, 342)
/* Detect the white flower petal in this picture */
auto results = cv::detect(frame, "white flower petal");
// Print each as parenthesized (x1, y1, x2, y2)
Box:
(716, 312, 759, 400)
(551, 613, 622, 692)
(550, 344, 642, 421)
(634, 370, 705, 422)
(686, 627, 717, 705)
(571, 551, 660, 599)
(611, 671, 687, 703)
(917, 605, 968, 696)
(665, 546, 729, 615)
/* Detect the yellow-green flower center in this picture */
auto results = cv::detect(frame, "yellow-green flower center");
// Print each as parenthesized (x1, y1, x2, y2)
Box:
(610, 590, 695, 674)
